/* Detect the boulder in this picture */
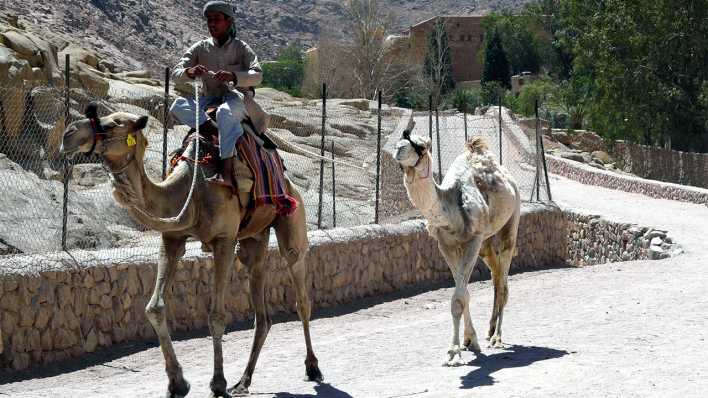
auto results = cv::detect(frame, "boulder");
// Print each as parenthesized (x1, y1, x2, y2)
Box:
(74, 62, 109, 97)
(592, 150, 611, 164)
(1, 30, 43, 67)
(59, 44, 99, 69)
(559, 151, 586, 163)
(0, 30, 61, 84)
(551, 130, 573, 146)
(570, 130, 606, 152)
(25, 86, 66, 160)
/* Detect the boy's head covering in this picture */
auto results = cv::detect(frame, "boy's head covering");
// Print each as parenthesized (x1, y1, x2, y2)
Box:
(203, 1, 235, 18)
(203, 1, 237, 37)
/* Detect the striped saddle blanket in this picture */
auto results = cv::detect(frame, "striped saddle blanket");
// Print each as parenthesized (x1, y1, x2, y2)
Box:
(235, 129, 297, 216)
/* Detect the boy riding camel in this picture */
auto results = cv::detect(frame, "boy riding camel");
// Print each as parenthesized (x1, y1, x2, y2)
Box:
(170, 0, 270, 192)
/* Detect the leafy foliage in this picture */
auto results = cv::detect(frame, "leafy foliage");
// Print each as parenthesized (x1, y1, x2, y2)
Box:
(481, 28, 512, 90)
(262, 43, 305, 97)
(562, 0, 708, 151)
(481, 12, 543, 75)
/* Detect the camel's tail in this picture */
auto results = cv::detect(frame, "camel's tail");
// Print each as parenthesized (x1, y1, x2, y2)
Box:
(466, 137, 489, 154)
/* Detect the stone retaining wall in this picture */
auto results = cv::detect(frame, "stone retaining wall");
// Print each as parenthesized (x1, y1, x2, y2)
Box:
(612, 142, 708, 189)
(548, 155, 708, 205)
(0, 204, 674, 372)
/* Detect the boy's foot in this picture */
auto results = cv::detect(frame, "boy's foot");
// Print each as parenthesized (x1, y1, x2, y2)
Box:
(207, 173, 237, 195)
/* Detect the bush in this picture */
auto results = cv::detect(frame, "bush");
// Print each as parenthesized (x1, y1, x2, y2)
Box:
(393, 86, 430, 110)
(261, 43, 305, 97)
(515, 78, 558, 116)
(442, 88, 480, 112)
(262, 61, 304, 97)
(480, 81, 507, 105)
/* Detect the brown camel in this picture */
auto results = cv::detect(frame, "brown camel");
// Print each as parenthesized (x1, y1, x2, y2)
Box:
(394, 127, 521, 366)
(60, 108, 322, 397)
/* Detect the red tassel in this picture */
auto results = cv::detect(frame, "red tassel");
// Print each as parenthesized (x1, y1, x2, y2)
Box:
(275, 195, 298, 217)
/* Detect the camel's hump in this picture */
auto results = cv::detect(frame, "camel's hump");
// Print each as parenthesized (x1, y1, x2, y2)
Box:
(466, 137, 488, 154)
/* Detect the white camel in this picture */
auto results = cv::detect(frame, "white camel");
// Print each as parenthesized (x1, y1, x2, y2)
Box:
(394, 127, 521, 366)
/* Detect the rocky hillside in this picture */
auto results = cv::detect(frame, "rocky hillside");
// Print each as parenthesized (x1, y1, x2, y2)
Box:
(3, 0, 532, 75)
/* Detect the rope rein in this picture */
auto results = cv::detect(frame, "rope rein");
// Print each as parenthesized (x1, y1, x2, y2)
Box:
(126, 79, 204, 226)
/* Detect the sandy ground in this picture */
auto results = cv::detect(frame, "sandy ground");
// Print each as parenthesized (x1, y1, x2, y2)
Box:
(2, 175, 707, 398)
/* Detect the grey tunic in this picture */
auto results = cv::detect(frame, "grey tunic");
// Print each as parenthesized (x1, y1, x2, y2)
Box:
(172, 37, 263, 98)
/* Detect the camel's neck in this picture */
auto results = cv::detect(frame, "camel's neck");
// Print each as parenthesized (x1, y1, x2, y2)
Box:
(108, 143, 193, 232)
(404, 154, 449, 227)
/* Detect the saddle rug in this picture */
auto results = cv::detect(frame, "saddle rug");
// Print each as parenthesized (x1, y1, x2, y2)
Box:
(169, 125, 297, 217)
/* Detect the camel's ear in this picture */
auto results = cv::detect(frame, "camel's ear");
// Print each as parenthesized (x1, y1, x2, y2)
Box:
(134, 115, 149, 131)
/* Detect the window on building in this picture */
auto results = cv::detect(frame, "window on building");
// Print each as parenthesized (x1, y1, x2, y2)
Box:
(460, 34, 465, 41)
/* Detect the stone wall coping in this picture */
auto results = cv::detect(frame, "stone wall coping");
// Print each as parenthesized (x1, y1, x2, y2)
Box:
(0, 203, 561, 278)
(548, 155, 708, 201)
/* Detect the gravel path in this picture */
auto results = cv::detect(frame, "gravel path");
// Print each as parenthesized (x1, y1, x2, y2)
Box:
(2, 175, 707, 398)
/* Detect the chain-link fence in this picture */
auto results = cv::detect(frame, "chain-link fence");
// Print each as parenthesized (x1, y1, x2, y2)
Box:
(379, 97, 552, 224)
(0, 77, 405, 272)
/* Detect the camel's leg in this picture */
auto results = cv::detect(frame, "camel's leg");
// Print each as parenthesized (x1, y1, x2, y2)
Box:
(145, 236, 190, 398)
(461, 279, 481, 353)
(208, 237, 237, 397)
(486, 212, 519, 348)
(228, 231, 271, 397)
(274, 203, 322, 382)
(439, 237, 483, 366)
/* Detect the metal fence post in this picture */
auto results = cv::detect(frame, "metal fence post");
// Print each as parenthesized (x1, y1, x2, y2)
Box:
(463, 105, 468, 142)
(435, 105, 442, 184)
(539, 104, 553, 202)
(317, 83, 326, 229)
(375, 90, 382, 224)
(331, 141, 336, 228)
(162, 67, 170, 180)
(498, 95, 503, 165)
(428, 94, 433, 143)
(61, 54, 71, 251)
(534, 99, 541, 202)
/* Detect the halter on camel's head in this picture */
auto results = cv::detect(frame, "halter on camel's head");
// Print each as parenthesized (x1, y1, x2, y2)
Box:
(60, 103, 150, 174)
(395, 115, 431, 170)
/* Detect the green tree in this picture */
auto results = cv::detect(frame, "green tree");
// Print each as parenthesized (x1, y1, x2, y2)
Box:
(481, 12, 543, 75)
(424, 18, 454, 104)
(481, 28, 511, 90)
(262, 43, 305, 96)
(563, 0, 708, 151)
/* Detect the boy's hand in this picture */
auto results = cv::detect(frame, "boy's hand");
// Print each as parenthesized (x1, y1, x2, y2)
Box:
(186, 65, 208, 78)
(213, 70, 237, 83)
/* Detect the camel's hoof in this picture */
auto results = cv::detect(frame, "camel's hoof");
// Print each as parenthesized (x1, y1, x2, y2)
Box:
(306, 365, 324, 382)
(463, 338, 482, 353)
(165, 380, 191, 398)
(488, 335, 503, 348)
(443, 345, 463, 367)
(227, 382, 249, 397)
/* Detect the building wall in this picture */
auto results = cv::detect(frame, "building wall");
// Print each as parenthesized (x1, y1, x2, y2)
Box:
(408, 16, 486, 83)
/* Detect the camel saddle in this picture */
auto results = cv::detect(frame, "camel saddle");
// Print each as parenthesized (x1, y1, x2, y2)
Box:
(168, 107, 280, 209)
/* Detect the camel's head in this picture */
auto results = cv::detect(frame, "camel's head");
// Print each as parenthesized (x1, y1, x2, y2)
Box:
(394, 129, 431, 168)
(60, 103, 149, 162)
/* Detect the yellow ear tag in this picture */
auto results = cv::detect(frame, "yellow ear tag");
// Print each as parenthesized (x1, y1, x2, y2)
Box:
(126, 134, 137, 147)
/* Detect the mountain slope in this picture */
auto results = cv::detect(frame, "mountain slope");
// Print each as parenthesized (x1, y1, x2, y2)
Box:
(3, 0, 532, 75)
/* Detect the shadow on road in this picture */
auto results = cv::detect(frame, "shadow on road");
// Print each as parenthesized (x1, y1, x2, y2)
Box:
(271, 382, 354, 398)
(460, 345, 569, 389)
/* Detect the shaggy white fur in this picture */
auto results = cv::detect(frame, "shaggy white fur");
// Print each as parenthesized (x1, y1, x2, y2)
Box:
(395, 131, 521, 366)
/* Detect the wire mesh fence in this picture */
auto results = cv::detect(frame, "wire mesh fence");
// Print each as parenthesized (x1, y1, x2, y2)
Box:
(403, 104, 551, 205)
(0, 79, 405, 272)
